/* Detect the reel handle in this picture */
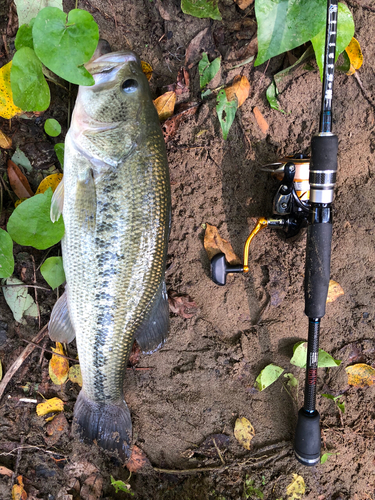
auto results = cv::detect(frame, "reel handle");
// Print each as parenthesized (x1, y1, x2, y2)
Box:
(210, 253, 243, 286)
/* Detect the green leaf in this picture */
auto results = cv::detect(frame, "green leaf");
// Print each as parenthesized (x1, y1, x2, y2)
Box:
(11, 147, 32, 172)
(311, 3, 355, 80)
(44, 118, 61, 137)
(216, 89, 237, 140)
(110, 476, 135, 496)
(2, 276, 39, 324)
(198, 52, 221, 90)
(40, 256, 65, 290)
(320, 452, 335, 464)
(14, 0, 63, 26)
(0, 229, 14, 279)
(284, 372, 298, 388)
(54, 143, 64, 169)
(336, 50, 351, 73)
(322, 393, 345, 413)
(290, 342, 341, 368)
(10, 47, 50, 111)
(181, 0, 222, 20)
(7, 188, 65, 250)
(266, 46, 314, 112)
(255, 0, 326, 66)
(33, 7, 99, 86)
(255, 364, 284, 391)
(15, 21, 34, 50)
(266, 80, 284, 112)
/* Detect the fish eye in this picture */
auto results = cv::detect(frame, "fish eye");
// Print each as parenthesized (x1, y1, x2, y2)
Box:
(122, 79, 138, 93)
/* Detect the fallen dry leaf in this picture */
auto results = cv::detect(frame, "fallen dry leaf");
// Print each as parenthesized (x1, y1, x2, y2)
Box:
(126, 445, 151, 473)
(286, 474, 306, 500)
(0, 129, 12, 149)
(141, 60, 153, 81)
(204, 223, 241, 264)
(162, 103, 198, 143)
(80, 473, 103, 500)
(36, 396, 64, 416)
(253, 106, 269, 134)
(7, 159, 34, 199)
(0, 465, 13, 477)
(129, 341, 141, 366)
(167, 67, 190, 97)
(68, 364, 82, 386)
(154, 91, 176, 122)
(35, 173, 63, 195)
(65, 459, 98, 478)
(49, 342, 69, 385)
(234, 0, 254, 9)
(345, 37, 363, 75)
(168, 292, 198, 319)
(185, 27, 215, 68)
(234, 417, 255, 450)
(44, 412, 69, 446)
(346, 363, 375, 388)
(326, 280, 344, 303)
(225, 75, 250, 107)
(12, 476, 27, 500)
(236, 37, 258, 61)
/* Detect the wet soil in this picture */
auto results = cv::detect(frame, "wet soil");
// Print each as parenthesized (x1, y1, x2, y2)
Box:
(1, 0, 375, 499)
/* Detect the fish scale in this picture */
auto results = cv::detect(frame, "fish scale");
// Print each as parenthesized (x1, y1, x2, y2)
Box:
(49, 50, 170, 460)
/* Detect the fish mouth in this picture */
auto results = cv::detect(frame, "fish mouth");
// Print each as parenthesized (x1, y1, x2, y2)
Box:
(86, 51, 141, 77)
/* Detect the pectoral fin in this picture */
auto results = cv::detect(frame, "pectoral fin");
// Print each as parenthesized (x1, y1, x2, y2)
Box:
(48, 290, 76, 343)
(50, 178, 64, 222)
(135, 281, 169, 354)
(75, 168, 96, 231)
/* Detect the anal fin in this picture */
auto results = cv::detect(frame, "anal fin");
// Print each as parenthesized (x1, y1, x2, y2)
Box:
(135, 281, 169, 354)
(48, 290, 76, 343)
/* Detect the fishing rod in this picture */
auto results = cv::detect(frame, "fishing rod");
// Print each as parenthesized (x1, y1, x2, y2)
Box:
(210, 0, 339, 466)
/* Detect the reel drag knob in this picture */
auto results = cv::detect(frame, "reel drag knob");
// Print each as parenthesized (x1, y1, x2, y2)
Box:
(210, 253, 243, 286)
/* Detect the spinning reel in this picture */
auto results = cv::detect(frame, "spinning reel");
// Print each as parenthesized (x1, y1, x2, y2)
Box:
(211, 154, 311, 286)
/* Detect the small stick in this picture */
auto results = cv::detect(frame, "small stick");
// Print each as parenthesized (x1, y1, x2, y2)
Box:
(11, 435, 25, 487)
(31, 255, 41, 329)
(212, 438, 225, 465)
(0, 283, 50, 291)
(0, 325, 48, 401)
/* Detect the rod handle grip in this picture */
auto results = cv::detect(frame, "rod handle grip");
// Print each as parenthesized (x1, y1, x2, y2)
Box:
(294, 409, 321, 466)
(304, 222, 332, 318)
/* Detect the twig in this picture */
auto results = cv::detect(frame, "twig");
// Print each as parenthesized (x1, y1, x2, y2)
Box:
(31, 255, 41, 329)
(0, 444, 67, 459)
(212, 438, 225, 465)
(11, 436, 25, 487)
(1, 283, 50, 291)
(0, 325, 48, 401)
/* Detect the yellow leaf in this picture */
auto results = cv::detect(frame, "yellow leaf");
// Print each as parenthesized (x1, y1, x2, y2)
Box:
(15, 198, 28, 208)
(234, 417, 255, 450)
(225, 75, 250, 107)
(36, 397, 64, 416)
(345, 37, 363, 76)
(153, 91, 176, 122)
(204, 223, 241, 264)
(346, 363, 375, 388)
(69, 364, 83, 386)
(49, 342, 69, 385)
(286, 474, 305, 500)
(0, 129, 12, 149)
(0, 62, 23, 119)
(35, 173, 63, 195)
(12, 476, 27, 500)
(326, 280, 344, 303)
(141, 60, 153, 81)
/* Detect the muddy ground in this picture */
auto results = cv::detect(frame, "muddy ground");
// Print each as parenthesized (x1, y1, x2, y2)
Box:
(1, 0, 375, 499)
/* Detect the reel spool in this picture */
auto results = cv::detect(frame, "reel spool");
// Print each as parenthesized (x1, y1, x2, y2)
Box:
(211, 154, 311, 286)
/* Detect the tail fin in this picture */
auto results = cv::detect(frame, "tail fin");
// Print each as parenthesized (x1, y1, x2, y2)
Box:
(73, 391, 132, 461)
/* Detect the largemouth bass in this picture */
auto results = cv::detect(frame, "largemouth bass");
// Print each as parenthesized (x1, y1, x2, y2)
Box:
(48, 50, 171, 460)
